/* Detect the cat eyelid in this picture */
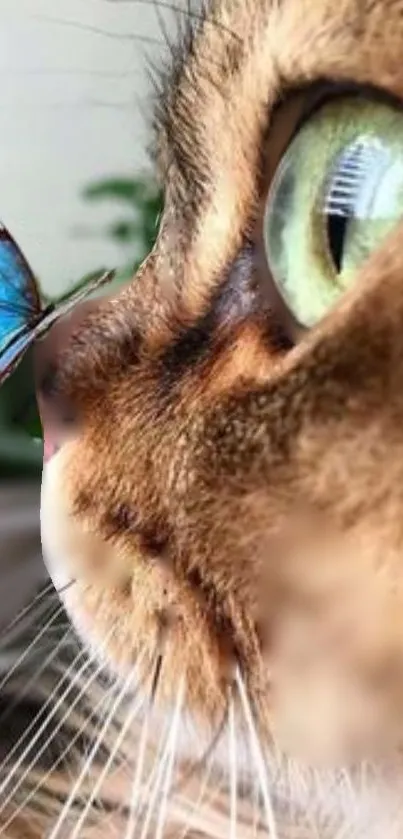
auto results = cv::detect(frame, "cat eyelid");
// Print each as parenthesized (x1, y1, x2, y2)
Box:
(264, 81, 403, 189)
(292, 79, 403, 141)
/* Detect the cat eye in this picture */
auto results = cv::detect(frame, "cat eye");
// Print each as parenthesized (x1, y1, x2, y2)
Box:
(263, 96, 403, 328)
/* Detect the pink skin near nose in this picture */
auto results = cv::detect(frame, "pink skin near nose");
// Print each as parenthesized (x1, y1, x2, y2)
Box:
(43, 436, 58, 462)
(35, 298, 105, 463)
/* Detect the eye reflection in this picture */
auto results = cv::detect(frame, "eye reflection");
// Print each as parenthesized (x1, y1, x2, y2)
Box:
(264, 97, 403, 328)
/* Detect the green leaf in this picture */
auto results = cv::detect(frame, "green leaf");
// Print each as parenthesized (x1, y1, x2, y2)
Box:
(82, 177, 153, 206)
(0, 431, 43, 477)
(0, 171, 163, 477)
(107, 220, 143, 243)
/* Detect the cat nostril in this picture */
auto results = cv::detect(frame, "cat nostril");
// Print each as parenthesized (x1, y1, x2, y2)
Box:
(35, 338, 78, 461)
(43, 435, 60, 463)
(36, 364, 77, 462)
(37, 361, 59, 401)
(38, 401, 75, 463)
(34, 297, 106, 451)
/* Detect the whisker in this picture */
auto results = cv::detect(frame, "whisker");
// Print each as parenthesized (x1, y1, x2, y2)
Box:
(154, 676, 185, 839)
(0, 651, 113, 822)
(0, 620, 118, 814)
(151, 653, 163, 703)
(67, 653, 149, 839)
(174, 703, 228, 795)
(235, 668, 278, 839)
(104, 0, 241, 42)
(58, 655, 147, 839)
(123, 650, 168, 838)
(0, 604, 65, 695)
(56, 580, 77, 597)
(0, 68, 138, 78)
(0, 581, 75, 649)
(175, 739, 216, 839)
(0, 644, 87, 781)
(0, 647, 96, 812)
(137, 675, 185, 839)
(0, 581, 55, 645)
(251, 776, 261, 839)
(0, 100, 148, 111)
(123, 686, 152, 836)
(0, 675, 117, 836)
(0, 627, 74, 726)
(30, 622, 73, 638)
(229, 694, 237, 839)
(31, 13, 163, 46)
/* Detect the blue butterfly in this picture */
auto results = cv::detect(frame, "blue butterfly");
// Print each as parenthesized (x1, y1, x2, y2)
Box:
(0, 223, 115, 385)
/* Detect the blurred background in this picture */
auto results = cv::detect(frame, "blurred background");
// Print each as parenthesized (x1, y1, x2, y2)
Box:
(0, 0, 169, 626)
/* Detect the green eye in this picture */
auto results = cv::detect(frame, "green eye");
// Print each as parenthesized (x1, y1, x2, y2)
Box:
(264, 97, 403, 328)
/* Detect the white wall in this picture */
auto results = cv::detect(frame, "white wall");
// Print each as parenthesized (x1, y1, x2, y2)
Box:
(1, 0, 172, 295)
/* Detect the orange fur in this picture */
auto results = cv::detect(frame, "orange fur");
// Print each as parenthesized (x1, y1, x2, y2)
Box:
(6, 0, 403, 836)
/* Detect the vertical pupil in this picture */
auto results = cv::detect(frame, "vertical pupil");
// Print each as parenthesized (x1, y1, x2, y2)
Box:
(327, 214, 348, 273)
(324, 140, 371, 273)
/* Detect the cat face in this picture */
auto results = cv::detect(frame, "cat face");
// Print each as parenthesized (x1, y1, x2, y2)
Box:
(39, 0, 403, 766)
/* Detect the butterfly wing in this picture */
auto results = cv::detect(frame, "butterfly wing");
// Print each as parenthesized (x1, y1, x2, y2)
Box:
(38, 269, 116, 332)
(0, 224, 41, 356)
(0, 326, 41, 385)
(0, 260, 115, 385)
(0, 215, 115, 386)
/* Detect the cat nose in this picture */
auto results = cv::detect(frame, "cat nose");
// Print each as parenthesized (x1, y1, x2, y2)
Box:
(34, 299, 99, 461)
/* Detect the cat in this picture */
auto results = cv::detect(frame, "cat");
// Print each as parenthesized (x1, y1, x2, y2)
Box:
(3, 0, 403, 835)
